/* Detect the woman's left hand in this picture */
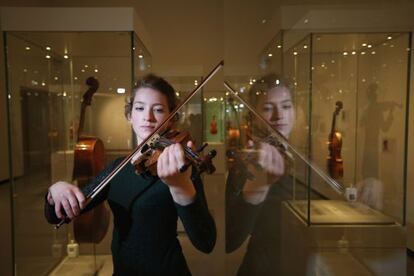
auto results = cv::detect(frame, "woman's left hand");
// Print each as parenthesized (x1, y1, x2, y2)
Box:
(157, 141, 196, 205)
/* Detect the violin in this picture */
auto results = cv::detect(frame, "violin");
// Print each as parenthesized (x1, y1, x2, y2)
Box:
(54, 60, 224, 229)
(226, 133, 291, 181)
(132, 129, 217, 177)
(327, 101, 343, 179)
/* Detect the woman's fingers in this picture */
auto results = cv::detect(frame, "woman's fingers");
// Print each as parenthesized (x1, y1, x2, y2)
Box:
(61, 198, 74, 219)
(55, 200, 63, 219)
(74, 189, 86, 210)
(67, 193, 80, 217)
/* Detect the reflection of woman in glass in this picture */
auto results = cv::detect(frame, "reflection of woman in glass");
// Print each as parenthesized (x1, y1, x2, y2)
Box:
(44, 74, 216, 275)
(226, 75, 299, 275)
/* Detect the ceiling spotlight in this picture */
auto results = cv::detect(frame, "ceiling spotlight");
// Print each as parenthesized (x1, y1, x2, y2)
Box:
(94, 69, 98, 73)
(45, 55, 51, 59)
(367, 44, 372, 48)
(293, 51, 298, 56)
(277, 45, 282, 49)
(84, 64, 89, 68)
(362, 43, 367, 47)
(138, 54, 144, 59)
(343, 52, 348, 56)
(81, 69, 85, 72)
(25, 46, 31, 51)
(303, 45, 308, 49)
(351, 51, 356, 55)
(361, 51, 366, 55)
(63, 55, 69, 59)
(387, 36, 392, 40)
(46, 46, 51, 51)
(268, 53, 273, 57)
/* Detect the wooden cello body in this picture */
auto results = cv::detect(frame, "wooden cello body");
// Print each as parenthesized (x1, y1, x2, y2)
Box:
(327, 101, 344, 179)
(73, 77, 110, 243)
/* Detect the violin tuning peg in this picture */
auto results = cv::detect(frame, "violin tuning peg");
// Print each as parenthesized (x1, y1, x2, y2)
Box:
(207, 149, 217, 158)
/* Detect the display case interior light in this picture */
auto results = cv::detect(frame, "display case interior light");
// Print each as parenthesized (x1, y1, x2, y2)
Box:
(117, 88, 126, 94)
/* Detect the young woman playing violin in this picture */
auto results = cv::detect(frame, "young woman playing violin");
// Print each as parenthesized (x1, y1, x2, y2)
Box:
(45, 74, 216, 275)
(226, 75, 307, 275)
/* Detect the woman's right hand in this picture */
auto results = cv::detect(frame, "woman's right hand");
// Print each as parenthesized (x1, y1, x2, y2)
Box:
(47, 181, 86, 220)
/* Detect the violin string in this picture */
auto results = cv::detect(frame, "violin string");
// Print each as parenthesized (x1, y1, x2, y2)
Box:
(157, 137, 201, 162)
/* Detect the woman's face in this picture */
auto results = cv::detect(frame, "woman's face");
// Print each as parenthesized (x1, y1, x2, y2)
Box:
(130, 87, 171, 143)
(257, 86, 294, 138)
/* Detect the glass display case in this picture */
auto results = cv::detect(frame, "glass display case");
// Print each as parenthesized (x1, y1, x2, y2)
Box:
(3, 31, 151, 275)
(224, 31, 410, 276)
(283, 32, 410, 226)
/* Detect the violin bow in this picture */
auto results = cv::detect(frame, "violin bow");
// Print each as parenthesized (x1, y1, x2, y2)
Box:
(223, 81, 345, 194)
(55, 61, 224, 229)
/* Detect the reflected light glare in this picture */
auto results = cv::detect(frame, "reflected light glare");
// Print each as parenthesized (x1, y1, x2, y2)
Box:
(117, 88, 126, 94)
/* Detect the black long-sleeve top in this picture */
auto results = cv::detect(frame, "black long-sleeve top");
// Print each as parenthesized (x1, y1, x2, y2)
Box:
(45, 158, 216, 275)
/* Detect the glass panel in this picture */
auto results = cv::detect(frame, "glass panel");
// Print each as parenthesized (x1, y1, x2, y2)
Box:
(5, 31, 69, 275)
(4, 31, 138, 275)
